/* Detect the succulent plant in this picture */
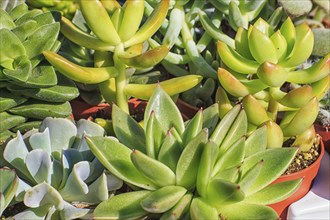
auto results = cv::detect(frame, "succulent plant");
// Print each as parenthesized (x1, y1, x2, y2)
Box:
(86, 86, 301, 219)
(26, 0, 78, 20)
(0, 168, 19, 216)
(0, 3, 79, 143)
(215, 16, 329, 150)
(317, 89, 330, 127)
(1, 117, 122, 219)
(43, 0, 202, 113)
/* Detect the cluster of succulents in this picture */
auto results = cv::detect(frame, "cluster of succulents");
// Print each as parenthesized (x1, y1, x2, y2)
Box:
(0, 3, 79, 143)
(86, 87, 301, 219)
(1, 0, 329, 219)
(0, 117, 122, 219)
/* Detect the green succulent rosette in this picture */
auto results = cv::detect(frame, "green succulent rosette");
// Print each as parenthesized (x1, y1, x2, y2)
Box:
(0, 3, 79, 143)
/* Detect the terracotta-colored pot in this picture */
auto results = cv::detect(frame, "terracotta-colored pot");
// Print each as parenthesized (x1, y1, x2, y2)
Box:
(70, 98, 147, 120)
(268, 139, 325, 219)
(314, 123, 330, 153)
(176, 98, 199, 121)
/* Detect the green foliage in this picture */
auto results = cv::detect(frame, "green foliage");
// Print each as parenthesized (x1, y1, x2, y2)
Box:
(0, 4, 79, 143)
(87, 87, 301, 220)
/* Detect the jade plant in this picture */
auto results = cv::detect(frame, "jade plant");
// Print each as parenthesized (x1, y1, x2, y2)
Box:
(215, 16, 329, 150)
(86, 86, 301, 219)
(1, 117, 122, 219)
(43, 0, 202, 113)
(0, 3, 79, 143)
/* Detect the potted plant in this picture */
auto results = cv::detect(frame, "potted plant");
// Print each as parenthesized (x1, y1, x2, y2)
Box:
(86, 86, 302, 219)
(0, 117, 122, 219)
(315, 90, 330, 153)
(0, 3, 79, 144)
(213, 14, 328, 216)
(43, 0, 202, 117)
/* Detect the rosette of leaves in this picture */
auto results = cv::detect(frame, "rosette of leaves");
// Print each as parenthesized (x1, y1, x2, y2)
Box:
(26, 0, 78, 20)
(86, 86, 301, 219)
(215, 16, 329, 150)
(1, 117, 122, 219)
(0, 3, 79, 143)
(43, 0, 202, 114)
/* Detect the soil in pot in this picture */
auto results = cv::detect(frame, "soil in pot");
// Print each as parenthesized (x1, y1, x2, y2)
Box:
(269, 135, 325, 220)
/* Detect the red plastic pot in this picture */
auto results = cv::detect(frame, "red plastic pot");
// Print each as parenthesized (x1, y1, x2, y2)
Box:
(314, 123, 330, 153)
(70, 98, 147, 120)
(268, 139, 325, 219)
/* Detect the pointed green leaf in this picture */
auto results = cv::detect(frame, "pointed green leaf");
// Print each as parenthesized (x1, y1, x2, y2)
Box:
(94, 191, 151, 220)
(182, 110, 203, 146)
(0, 168, 18, 215)
(245, 179, 302, 205)
(190, 197, 218, 220)
(131, 150, 176, 187)
(242, 148, 298, 195)
(112, 104, 146, 153)
(145, 111, 164, 159)
(3, 55, 32, 83)
(206, 178, 245, 207)
(145, 86, 184, 136)
(197, 141, 219, 197)
(86, 136, 157, 190)
(213, 137, 245, 176)
(160, 193, 192, 220)
(214, 165, 241, 182)
(141, 186, 187, 213)
(176, 129, 207, 190)
(218, 202, 278, 220)
(238, 160, 264, 192)
(202, 103, 219, 134)
(157, 131, 182, 172)
(244, 125, 267, 158)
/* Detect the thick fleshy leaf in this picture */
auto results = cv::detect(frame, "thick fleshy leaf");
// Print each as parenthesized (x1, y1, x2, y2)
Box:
(241, 148, 298, 195)
(140, 186, 187, 213)
(144, 86, 184, 136)
(176, 129, 208, 190)
(158, 131, 182, 172)
(0, 111, 27, 133)
(3, 55, 32, 83)
(3, 132, 34, 182)
(213, 137, 245, 174)
(218, 202, 278, 219)
(24, 182, 64, 210)
(190, 197, 218, 220)
(29, 128, 51, 153)
(86, 136, 157, 190)
(94, 191, 151, 219)
(202, 103, 219, 134)
(23, 23, 60, 59)
(25, 149, 52, 184)
(60, 201, 90, 220)
(0, 90, 27, 112)
(182, 110, 203, 146)
(160, 193, 192, 220)
(245, 179, 302, 205)
(9, 74, 79, 102)
(131, 150, 176, 187)
(244, 126, 267, 158)
(145, 111, 164, 158)
(112, 104, 146, 153)
(60, 149, 84, 189)
(8, 100, 72, 119)
(0, 8, 15, 29)
(205, 178, 245, 207)
(0, 168, 18, 215)
(39, 117, 77, 153)
(0, 29, 26, 68)
(12, 206, 50, 220)
(59, 161, 94, 202)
